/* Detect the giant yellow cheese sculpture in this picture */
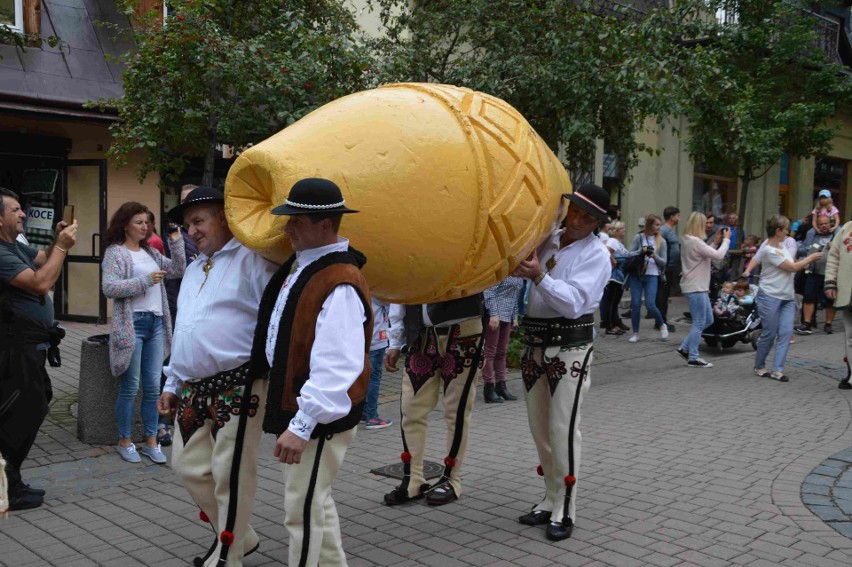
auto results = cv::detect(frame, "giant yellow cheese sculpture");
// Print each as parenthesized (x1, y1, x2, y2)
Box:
(225, 83, 570, 304)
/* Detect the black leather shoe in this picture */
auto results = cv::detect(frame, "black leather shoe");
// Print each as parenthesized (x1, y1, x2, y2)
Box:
(425, 482, 458, 506)
(518, 510, 551, 525)
(383, 483, 429, 506)
(484, 383, 503, 404)
(839, 380, 852, 390)
(8, 492, 43, 511)
(546, 519, 573, 541)
(495, 381, 518, 401)
(22, 483, 46, 496)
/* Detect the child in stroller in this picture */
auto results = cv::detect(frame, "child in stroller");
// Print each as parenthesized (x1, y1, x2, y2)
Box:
(703, 280, 762, 350)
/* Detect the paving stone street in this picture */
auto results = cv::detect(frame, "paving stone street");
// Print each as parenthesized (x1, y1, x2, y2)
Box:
(3, 297, 852, 567)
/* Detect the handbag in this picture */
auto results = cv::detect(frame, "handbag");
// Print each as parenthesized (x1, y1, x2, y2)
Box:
(426, 294, 484, 327)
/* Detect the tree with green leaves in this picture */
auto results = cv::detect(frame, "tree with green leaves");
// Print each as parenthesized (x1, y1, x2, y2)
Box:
(93, 0, 373, 187)
(677, 0, 852, 234)
(366, 0, 692, 185)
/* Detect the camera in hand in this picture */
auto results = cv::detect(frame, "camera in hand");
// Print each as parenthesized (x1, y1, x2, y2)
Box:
(643, 246, 654, 256)
(168, 223, 181, 234)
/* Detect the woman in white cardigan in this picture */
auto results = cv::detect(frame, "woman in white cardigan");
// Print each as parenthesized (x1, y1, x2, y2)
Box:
(102, 202, 184, 464)
(677, 212, 730, 368)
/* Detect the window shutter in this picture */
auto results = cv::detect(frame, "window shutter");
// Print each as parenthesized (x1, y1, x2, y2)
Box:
(23, 0, 41, 35)
(134, 0, 164, 23)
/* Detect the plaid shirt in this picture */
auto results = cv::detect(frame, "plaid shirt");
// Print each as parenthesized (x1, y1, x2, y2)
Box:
(483, 276, 524, 322)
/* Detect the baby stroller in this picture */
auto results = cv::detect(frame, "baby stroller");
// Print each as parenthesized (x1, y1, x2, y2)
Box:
(701, 285, 762, 352)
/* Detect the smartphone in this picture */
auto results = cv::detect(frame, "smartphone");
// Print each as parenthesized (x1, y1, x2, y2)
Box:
(62, 205, 75, 225)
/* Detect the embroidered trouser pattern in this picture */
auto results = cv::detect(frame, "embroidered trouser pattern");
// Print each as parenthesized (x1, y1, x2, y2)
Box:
(398, 328, 482, 498)
(522, 344, 592, 525)
(172, 378, 267, 567)
(282, 427, 356, 567)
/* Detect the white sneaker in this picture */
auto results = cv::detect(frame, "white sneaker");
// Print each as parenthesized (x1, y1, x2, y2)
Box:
(139, 443, 168, 464)
(116, 444, 141, 463)
(628, 335, 639, 343)
(660, 326, 669, 339)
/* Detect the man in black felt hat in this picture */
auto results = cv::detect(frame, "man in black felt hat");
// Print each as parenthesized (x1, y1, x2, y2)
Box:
(512, 183, 612, 542)
(158, 186, 278, 567)
(248, 177, 373, 567)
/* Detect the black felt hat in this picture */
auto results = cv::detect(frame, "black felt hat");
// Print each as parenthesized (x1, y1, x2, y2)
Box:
(271, 178, 359, 216)
(167, 186, 225, 223)
(563, 184, 610, 223)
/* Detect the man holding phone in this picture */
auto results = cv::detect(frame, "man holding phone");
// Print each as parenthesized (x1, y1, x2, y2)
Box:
(0, 186, 77, 511)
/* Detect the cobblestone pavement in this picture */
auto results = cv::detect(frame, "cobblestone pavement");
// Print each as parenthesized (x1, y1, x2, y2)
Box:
(3, 298, 852, 566)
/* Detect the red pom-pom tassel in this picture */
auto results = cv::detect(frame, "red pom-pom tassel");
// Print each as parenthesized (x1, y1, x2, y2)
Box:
(220, 531, 235, 546)
(536, 464, 544, 477)
(564, 475, 577, 487)
(444, 456, 456, 468)
(199, 511, 210, 523)
(400, 451, 412, 463)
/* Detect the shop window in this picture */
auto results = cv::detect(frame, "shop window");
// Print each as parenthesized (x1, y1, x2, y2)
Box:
(0, 0, 23, 33)
(693, 169, 738, 219)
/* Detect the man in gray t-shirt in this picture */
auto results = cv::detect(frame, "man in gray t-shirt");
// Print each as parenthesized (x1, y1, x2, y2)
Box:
(0, 186, 77, 512)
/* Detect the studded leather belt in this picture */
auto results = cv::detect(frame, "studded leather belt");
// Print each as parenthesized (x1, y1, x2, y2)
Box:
(522, 315, 595, 347)
(189, 361, 253, 397)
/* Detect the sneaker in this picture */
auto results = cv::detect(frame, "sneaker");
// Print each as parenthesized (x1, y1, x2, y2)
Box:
(660, 326, 669, 339)
(687, 358, 713, 368)
(139, 444, 168, 464)
(157, 427, 172, 447)
(794, 324, 813, 335)
(824, 324, 834, 335)
(667, 324, 676, 332)
(676, 348, 689, 361)
(365, 417, 393, 430)
(628, 335, 639, 343)
(116, 443, 141, 463)
(789, 336, 796, 344)
(769, 371, 789, 382)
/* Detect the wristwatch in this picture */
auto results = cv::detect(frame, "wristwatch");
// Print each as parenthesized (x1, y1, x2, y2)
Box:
(533, 273, 545, 286)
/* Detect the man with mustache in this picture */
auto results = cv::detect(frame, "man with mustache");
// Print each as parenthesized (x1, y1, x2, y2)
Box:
(158, 187, 277, 567)
(512, 184, 612, 541)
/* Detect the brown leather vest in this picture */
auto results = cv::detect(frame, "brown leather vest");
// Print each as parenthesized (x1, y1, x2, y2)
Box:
(281, 263, 372, 414)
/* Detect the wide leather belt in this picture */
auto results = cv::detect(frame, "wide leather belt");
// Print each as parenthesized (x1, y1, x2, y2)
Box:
(190, 361, 253, 397)
(522, 315, 595, 347)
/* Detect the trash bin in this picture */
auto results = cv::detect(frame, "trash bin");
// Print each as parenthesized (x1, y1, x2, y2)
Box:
(77, 334, 143, 445)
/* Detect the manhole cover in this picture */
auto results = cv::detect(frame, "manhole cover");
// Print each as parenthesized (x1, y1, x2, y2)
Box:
(371, 460, 444, 480)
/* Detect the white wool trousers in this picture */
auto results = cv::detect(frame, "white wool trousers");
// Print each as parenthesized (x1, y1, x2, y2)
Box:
(282, 426, 356, 567)
(172, 378, 267, 567)
(522, 344, 592, 524)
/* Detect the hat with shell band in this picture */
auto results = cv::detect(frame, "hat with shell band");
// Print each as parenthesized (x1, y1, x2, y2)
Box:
(562, 183, 610, 223)
(271, 178, 359, 216)
(167, 186, 225, 223)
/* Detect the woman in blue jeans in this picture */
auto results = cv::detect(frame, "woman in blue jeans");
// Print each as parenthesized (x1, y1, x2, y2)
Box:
(627, 214, 668, 342)
(102, 202, 185, 463)
(678, 212, 730, 368)
(748, 215, 822, 382)
(364, 298, 395, 429)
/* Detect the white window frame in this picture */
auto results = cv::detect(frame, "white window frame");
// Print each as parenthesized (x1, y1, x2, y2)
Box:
(1, 0, 24, 34)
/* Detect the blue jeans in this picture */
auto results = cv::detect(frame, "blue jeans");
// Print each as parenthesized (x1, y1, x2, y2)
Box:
(754, 292, 795, 373)
(629, 274, 664, 332)
(680, 292, 713, 360)
(116, 312, 164, 439)
(364, 347, 387, 421)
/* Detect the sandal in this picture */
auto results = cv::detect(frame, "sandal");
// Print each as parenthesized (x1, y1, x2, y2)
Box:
(753, 368, 770, 378)
(768, 372, 789, 382)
